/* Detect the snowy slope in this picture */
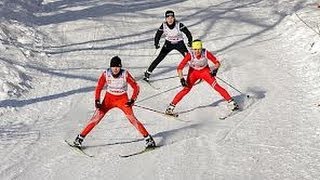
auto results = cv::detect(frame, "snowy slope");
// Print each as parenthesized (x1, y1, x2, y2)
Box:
(1, 0, 320, 179)
(0, 0, 45, 106)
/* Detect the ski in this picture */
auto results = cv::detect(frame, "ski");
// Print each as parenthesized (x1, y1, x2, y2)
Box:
(119, 146, 160, 158)
(219, 97, 258, 120)
(134, 104, 179, 118)
(219, 109, 239, 120)
(65, 140, 94, 158)
(164, 113, 179, 118)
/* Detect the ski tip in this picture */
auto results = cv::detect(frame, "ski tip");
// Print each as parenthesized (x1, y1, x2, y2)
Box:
(65, 139, 72, 145)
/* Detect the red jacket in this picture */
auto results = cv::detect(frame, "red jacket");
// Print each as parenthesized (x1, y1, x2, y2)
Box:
(94, 70, 139, 100)
(177, 50, 220, 71)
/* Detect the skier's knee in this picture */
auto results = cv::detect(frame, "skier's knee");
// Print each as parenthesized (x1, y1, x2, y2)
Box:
(182, 86, 192, 92)
(211, 81, 217, 88)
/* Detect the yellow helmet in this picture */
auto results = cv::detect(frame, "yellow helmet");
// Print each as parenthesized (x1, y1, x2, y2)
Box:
(192, 40, 202, 49)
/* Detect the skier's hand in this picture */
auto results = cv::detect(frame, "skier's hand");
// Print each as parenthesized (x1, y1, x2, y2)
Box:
(187, 41, 192, 47)
(180, 78, 188, 87)
(210, 68, 218, 77)
(95, 99, 102, 109)
(126, 99, 135, 107)
(155, 44, 160, 49)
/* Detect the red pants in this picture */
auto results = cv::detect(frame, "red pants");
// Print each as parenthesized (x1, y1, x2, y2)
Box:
(80, 93, 149, 137)
(171, 67, 232, 105)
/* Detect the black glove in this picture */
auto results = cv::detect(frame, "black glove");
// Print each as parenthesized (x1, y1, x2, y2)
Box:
(95, 99, 102, 109)
(180, 78, 187, 87)
(187, 41, 192, 47)
(155, 44, 160, 49)
(126, 99, 135, 107)
(211, 69, 218, 77)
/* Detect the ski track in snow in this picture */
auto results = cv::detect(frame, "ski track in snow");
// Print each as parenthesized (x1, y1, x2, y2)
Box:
(1, 0, 320, 179)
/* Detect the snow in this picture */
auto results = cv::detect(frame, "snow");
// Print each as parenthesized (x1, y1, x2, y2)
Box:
(0, 0, 320, 179)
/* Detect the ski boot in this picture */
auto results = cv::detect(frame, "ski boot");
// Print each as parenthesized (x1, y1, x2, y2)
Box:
(165, 103, 176, 115)
(73, 134, 84, 148)
(144, 135, 156, 149)
(143, 71, 151, 82)
(228, 99, 239, 111)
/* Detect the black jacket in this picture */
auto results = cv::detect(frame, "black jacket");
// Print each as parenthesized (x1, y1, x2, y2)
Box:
(154, 21, 192, 46)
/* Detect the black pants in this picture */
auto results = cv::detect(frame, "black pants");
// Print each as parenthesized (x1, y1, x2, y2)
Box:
(147, 40, 188, 73)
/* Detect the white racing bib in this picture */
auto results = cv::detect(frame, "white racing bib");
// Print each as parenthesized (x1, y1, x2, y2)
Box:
(105, 69, 128, 95)
(163, 22, 184, 44)
(188, 49, 209, 70)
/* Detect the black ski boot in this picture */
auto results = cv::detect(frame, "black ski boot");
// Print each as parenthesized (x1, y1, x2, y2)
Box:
(144, 135, 156, 149)
(228, 99, 239, 111)
(73, 134, 84, 148)
(143, 71, 151, 82)
(165, 103, 176, 115)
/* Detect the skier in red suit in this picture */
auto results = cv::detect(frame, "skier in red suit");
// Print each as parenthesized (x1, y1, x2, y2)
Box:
(73, 56, 156, 149)
(165, 40, 239, 115)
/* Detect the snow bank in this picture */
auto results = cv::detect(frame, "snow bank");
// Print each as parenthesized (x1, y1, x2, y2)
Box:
(276, 3, 320, 54)
(0, 61, 32, 100)
(275, 4, 320, 104)
(0, 0, 44, 101)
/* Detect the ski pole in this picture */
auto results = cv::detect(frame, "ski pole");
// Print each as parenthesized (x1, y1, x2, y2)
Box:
(153, 48, 158, 55)
(216, 76, 250, 98)
(133, 104, 165, 115)
(134, 104, 188, 122)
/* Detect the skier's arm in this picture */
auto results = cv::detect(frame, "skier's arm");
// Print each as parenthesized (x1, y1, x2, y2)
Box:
(95, 71, 107, 100)
(126, 72, 140, 100)
(179, 23, 192, 46)
(177, 53, 191, 78)
(154, 24, 164, 47)
(206, 51, 220, 69)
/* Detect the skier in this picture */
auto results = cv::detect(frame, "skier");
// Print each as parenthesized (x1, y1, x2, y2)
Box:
(143, 10, 193, 82)
(73, 56, 156, 149)
(165, 40, 239, 115)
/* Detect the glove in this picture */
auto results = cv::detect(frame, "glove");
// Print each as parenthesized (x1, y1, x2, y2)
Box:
(95, 99, 102, 109)
(155, 44, 160, 49)
(187, 41, 192, 47)
(180, 78, 187, 87)
(211, 68, 218, 77)
(126, 99, 135, 107)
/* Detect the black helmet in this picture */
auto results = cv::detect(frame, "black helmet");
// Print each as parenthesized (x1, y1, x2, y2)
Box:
(165, 10, 175, 18)
(110, 56, 122, 67)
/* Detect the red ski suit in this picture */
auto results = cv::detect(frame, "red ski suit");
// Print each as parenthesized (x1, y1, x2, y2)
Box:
(79, 69, 149, 137)
(171, 49, 232, 105)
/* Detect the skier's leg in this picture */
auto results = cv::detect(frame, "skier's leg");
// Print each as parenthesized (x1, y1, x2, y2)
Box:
(117, 95, 150, 137)
(121, 104, 156, 148)
(79, 107, 108, 137)
(202, 72, 232, 101)
(175, 41, 188, 56)
(78, 95, 115, 137)
(146, 43, 173, 73)
(73, 106, 110, 146)
(171, 70, 199, 105)
(203, 73, 239, 110)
